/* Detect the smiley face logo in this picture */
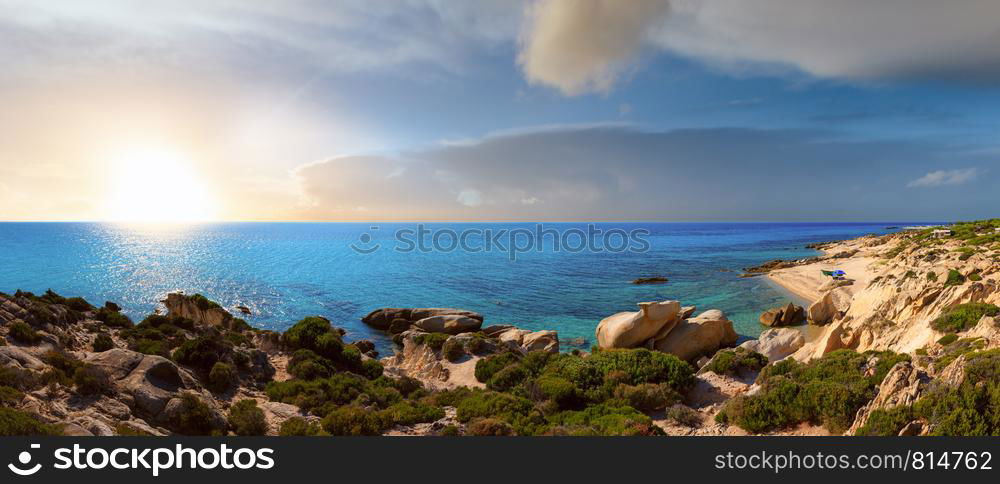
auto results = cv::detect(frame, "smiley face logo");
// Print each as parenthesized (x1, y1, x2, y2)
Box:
(8, 444, 41, 476)
(349, 226, 381, 254)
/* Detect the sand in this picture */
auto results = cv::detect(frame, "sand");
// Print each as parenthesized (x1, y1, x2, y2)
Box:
(767, 255, 877, 303)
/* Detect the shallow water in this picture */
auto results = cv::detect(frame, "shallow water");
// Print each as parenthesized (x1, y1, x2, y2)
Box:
(0, 222, 915, 352)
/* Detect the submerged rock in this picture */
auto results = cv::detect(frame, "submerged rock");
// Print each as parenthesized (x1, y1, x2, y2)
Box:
(632, 276, 668, 285)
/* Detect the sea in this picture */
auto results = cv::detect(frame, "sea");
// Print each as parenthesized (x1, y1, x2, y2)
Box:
(0, 222, 920, 353)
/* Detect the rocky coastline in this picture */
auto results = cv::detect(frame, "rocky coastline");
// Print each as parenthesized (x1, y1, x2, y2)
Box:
(3, 220, 1000, 436)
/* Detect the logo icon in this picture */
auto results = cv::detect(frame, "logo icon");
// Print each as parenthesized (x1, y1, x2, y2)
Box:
(8, 444, 41, 476)
(349, 226, 381, 254)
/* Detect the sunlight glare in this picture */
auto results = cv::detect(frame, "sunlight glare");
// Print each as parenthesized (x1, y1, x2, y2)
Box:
(103, 148, 218, 223)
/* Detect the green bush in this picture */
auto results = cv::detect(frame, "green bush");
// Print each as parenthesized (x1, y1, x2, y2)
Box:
(532, 374, 578, 407)
(854, 406, 914, 436)
(931, 303, 999, 333)
(968, 272, 983, 282)
(586, 349, 695, 389)
(413, 332, 450, 350)
(384, 401, 445, 426)
(474, 352, 520, 383)
(321, 406, 391, 436)
(486, 364, 530, 392)
(927, 271, 938, 282)
(190, 293, 222, 311)
(9, 321, 40, 344)
(0, 367, 37, 391)
(360, 358, 384, 379)
(0, 385, 24, 405)
(467, 418, 514, 436)
(717, 350, 910, 434)
(228, 399, 268, 436)
(937, 334, 959, 346)
(0, 408, 62, 436)
(287, 349, 336, 380)
(441, 338, 465, 362)
(283, 317, 334, 351)
(208, 362, 237, 392)
(663, 405, 703, 427)
(73, 364, 113, 396)
(132, 339, 170, 357)
(547, 403, 663, 436)
(702, 348, 768, 376)
(315, 332, 344, 360)
(455, 390, 535, 425)
(266, 372, 367, 415)
(172, 333, 233, 371)
(171, 393, 223, 436)
(945, 269, 966, 287)
(279, 417, 322, 436)
(95, 307, 133, 328)
(92, 333, 114, 352)
(613, 383, 680, 412)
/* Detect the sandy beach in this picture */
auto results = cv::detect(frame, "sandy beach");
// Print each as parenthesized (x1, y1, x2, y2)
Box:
(766, 241, 879, 304)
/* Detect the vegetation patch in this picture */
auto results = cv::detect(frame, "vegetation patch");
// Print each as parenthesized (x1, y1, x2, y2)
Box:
(716, 350, 910, 434)
(228, 399, 267, 436)
(701, 348, 768, 376)
(930, 303, 999, 333)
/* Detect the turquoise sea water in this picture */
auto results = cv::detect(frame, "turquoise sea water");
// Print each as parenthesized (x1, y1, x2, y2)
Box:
(0, 222, 914, 353)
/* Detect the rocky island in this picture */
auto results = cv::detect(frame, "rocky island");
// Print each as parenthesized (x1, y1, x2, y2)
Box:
(2, 219, 999, 436)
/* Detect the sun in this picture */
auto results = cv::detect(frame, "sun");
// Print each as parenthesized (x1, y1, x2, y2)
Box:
(103, 148, 218, 223)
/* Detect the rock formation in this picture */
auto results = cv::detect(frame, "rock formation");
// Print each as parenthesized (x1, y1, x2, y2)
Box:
(758, 302, 805, 327)
(596, 300, 682, 349)
(362, 308, 483, 334)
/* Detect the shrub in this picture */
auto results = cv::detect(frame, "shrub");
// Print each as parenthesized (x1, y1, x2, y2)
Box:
(455, 391, 534, 425)
(854, 406, 914, 436)
(208, 362, 237, 392)
(283, 317, 334, 351)
(0, 408, 62, 436)
(927, 272, 938, 282)
(945, 269, 966, 287)
(95, 307, 133, 328)
(9, 321, 40, 344)
(587, 349, 695, 389)
(717, 350, 909, 434)
(663, 405, 702, 427)
(321, 406, 391, 436)
(701, 348, 768, 376)
(190, 293, 221, 310)
(266, 372, 367, 415)
(0, 385, 24, 405)
(937, 334, 959, 346)
(172, 393, 223, 436)
(279, 417, 322, 436)
(613, 383, 681, 412)
(474, 352, 520, 383)
(228, 399, 268, 436)
(438, 425, 461, 436)
(172, 333, 233, 371)
(0, 367, 37, 391)
(314, 332, 344, 360)
(73, 365, 113, 396)
(532, 375, 578, 407)
(360, 358, 384, 379)
(132, 339, 170, 357)
(384, 401, 445, 426)
(441, 338, 464, 362)
(968, 272, 983, 282)
(547, 404, 663, 436)
(413, 332, 449, 350)
(931, 303, 1000, 333)
(486, 364, 530, 392)
(467, 418, 514, 436)
(92, 333, 114, 352)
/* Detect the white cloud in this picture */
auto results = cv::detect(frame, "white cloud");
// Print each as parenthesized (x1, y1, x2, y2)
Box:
(907, 168, 981, 188)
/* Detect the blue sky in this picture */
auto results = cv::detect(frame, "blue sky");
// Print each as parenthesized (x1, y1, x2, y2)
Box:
(0, 0, 997, 221)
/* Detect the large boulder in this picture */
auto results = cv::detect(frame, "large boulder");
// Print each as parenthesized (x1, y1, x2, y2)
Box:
(412, 314, 482, 335)
(0, 346, 47, 370)
(163, 293, 233, 327)
(362, 308, 483, 334)
(739, 328, 804, 362)
(807, 287, 852, 325)
(653, 309, 738, 362)
(596, 300, 681, 349)
(759, 302, 806, 327)
(494, 328, 559, 354)
(84, 349, 195, 418)
(849, 361, 927, 435)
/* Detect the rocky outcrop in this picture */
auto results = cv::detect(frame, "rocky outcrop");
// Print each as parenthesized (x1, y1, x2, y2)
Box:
(362, 308, 483, 334)
(848, 361, 927, 435)
(807, 287, 852, 325)
(653, 309, 738, 362)
(633, 276, 668, 285)
(163, 293, 233, 327)
(596, 300, 682, 349)
(739, 328, 804, 362)
(759, 302, 805, 327)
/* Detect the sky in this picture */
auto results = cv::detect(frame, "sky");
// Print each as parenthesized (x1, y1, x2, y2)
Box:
(0, 0, 998, 222)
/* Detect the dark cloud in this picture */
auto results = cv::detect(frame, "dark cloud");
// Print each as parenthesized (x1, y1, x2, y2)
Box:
(294, 126, 998, 220)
